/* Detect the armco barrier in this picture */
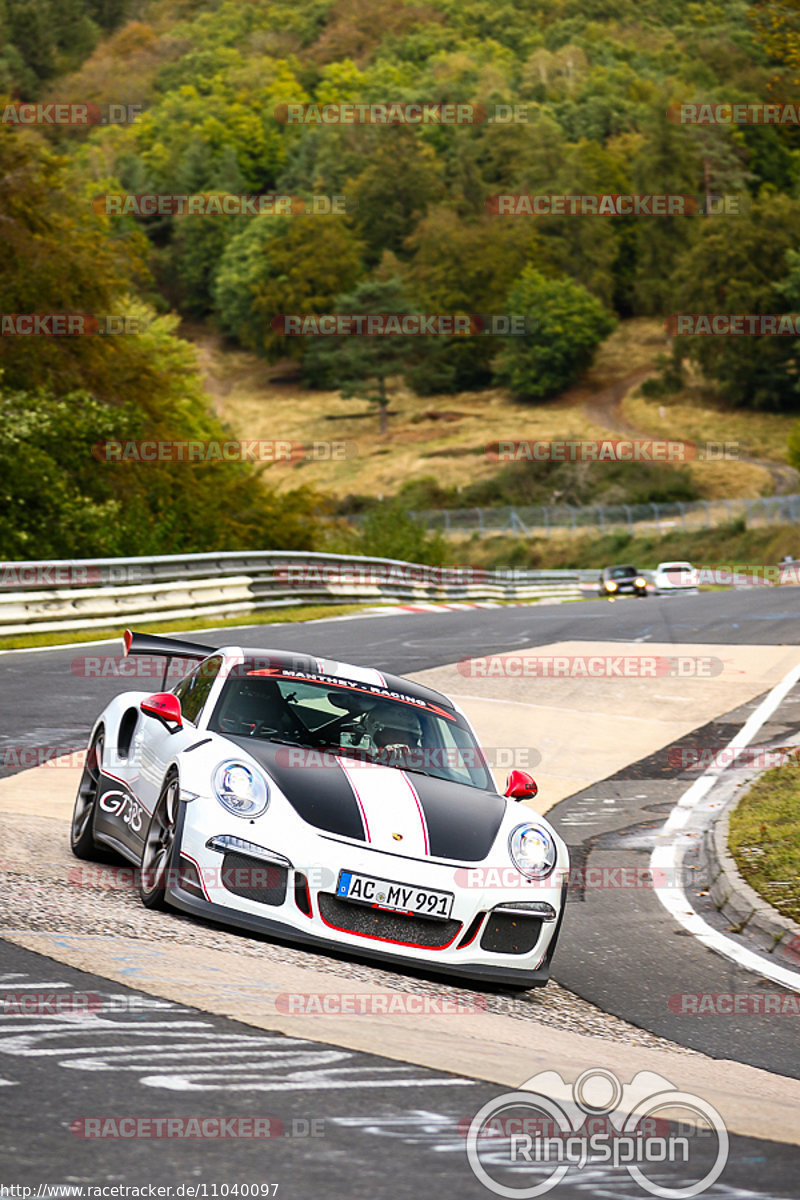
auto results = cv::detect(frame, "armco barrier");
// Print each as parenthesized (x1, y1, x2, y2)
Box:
(0, 553, 588, 636)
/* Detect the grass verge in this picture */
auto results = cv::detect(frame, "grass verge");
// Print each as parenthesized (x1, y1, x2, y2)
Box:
(0, 604, 368, 652)
(728, 759, 800, 926)
(444, 519, 800, 570)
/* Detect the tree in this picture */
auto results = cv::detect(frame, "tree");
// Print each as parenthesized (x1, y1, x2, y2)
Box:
(671, 194, 800, 410)
(493, 267, 617, 400)
(348, 128, 445, 264)
(214, 215, 364, 358)
(403, 207, 539, 391)
(302, 277, 421, 433)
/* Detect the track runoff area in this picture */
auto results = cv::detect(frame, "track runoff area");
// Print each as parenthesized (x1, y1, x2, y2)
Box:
(2, 588, 800, 1196)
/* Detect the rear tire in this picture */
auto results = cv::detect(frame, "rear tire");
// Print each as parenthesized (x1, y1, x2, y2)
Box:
(70, 730, 105, 860)
(139, 772, 180, 910)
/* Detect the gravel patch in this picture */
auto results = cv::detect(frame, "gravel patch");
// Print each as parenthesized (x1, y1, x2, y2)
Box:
(1, 816, 700, 1057)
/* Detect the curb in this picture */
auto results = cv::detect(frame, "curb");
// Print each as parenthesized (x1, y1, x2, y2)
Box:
(702, 779, 800, 961)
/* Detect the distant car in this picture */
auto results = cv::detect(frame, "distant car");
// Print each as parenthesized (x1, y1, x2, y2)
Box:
(599, 564, 648, 598)
(653, 561, 698, 595)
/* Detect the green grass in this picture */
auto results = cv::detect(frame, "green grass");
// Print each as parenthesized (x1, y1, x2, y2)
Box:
(0, 604, 368, 652)
(728, 760, 800, 926)
(445, 519, 800, 571)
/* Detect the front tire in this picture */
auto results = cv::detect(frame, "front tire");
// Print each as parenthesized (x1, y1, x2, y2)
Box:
(70, 730, 105, 860)
(139, 772, 180, 910)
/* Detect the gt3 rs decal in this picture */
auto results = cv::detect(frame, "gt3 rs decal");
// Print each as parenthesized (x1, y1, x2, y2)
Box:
(98, 787, 144, 834)
(336, 757, 429, 856)
(94, 773, 148, 854)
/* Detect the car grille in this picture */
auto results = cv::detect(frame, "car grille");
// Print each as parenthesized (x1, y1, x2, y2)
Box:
(221, 852, 288, 906)
(480, 912, 543, 955)
(318, 892, 461, 948)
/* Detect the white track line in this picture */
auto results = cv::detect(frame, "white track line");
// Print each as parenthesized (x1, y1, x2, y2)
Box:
(651, 657, 800, 991)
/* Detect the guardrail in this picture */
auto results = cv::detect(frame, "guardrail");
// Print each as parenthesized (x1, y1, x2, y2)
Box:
(0, 553, 592, 637)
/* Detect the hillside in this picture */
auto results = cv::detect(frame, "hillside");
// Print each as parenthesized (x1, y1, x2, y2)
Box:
(3, 0, 800, 558)
(189, 318, 789, 506)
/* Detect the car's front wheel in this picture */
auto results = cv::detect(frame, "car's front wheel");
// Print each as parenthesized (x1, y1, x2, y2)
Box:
(139, 772, 180, 910)
(70, 730, 105, 860)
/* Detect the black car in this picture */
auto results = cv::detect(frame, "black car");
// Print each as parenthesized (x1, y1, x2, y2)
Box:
(599, 564, 648, 598)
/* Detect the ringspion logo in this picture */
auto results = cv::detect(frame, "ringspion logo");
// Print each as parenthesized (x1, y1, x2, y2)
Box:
(466, 1068, 728, 1198)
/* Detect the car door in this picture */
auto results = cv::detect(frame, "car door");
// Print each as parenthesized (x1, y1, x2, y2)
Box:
(99, 656, 224, 858)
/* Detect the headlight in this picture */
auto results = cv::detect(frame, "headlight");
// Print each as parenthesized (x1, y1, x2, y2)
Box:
(213, 760, 269, 819)
(606, 580, 618, 592)
(634, 576, 646, 588)
(509, 823, 557, 880)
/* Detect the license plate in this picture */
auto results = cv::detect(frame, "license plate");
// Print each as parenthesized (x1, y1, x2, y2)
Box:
(336, 870, 453, 921)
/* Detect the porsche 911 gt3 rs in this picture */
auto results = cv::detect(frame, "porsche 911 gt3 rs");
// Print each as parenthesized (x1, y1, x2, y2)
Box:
(70, 630, 568, 987)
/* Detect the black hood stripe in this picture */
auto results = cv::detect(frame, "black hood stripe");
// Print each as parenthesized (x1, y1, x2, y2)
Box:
(226, 737, 506, 861)
(225, 737, 367, 841)
(405, 772, 506, 862)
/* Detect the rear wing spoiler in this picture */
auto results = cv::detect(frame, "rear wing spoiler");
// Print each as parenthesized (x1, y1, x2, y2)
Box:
(123, 629, 216, 690)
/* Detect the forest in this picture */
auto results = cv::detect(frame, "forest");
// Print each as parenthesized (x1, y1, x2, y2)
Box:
(2, 0, 800, 557)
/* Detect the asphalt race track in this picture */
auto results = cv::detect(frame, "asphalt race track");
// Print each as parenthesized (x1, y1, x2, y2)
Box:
(3, 588, 800, 1196)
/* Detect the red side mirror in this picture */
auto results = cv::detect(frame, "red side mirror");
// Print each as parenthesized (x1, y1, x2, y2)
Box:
(504, 769, 538, 800)
(140, 692, 183, 731)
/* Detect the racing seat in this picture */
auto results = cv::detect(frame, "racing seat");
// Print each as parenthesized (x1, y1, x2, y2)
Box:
(218, 679, 292, 736)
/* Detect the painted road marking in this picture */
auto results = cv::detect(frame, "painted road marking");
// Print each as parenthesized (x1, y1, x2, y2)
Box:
(651, 658, 800, 992)
(0, 974, 474, 1093)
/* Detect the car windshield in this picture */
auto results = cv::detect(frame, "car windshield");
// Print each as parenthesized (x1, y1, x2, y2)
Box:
(608, 566, 636, 579)
(207, 668, 496, 791)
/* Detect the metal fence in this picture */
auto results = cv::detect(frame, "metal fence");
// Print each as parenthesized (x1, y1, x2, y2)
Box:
(402, 494, 800, 538)
(0, 552, 590, 637)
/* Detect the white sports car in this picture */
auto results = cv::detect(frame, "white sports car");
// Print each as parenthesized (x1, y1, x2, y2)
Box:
(70, 631, 568, 988)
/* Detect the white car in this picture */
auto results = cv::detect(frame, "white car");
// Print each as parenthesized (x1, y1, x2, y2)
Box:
(653, 561, 698, 594)
(70, 630, 569, 989)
